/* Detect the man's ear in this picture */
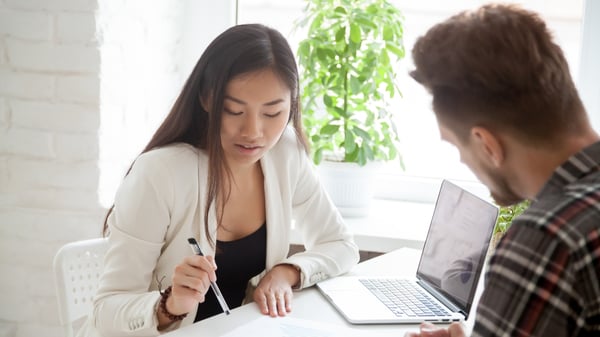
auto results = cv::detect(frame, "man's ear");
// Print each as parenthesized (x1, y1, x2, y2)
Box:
(470, 126, 504, 167)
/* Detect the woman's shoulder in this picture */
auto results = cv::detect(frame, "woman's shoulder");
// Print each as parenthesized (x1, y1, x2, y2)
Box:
(138, 143, 202, 162)
(132, 143, 205, 174)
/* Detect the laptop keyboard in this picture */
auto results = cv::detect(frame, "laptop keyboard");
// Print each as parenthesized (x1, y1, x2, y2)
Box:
(360, 279, 451, 317)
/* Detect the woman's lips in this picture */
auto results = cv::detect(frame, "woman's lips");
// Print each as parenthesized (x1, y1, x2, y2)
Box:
(236, 143, 262, 154)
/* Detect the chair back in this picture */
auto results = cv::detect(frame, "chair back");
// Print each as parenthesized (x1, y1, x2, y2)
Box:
(53, 238, 108, 337)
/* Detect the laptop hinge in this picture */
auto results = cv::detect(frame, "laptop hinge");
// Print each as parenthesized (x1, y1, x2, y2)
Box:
(417, 279, 462, 314)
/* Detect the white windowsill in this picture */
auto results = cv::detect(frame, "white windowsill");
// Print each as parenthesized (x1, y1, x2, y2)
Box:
(291, 199, 436, 253)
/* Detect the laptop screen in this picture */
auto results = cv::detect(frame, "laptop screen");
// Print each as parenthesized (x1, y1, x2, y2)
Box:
(416, 180, 498, 315)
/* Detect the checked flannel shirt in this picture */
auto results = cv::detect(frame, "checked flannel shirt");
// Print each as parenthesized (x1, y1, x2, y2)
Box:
(472, 141, 600, 337)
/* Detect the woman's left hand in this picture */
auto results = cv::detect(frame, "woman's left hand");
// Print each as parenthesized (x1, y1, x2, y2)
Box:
(253, 264, 300, 317)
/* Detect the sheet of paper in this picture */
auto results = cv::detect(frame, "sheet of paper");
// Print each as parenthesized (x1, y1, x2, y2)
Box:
(220, 316, 363, 337)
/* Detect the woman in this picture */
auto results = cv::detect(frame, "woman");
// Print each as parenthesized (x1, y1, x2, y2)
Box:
(78, 23, 359, 336)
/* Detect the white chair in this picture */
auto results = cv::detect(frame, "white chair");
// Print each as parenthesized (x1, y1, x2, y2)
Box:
(53, 238, 109, 337)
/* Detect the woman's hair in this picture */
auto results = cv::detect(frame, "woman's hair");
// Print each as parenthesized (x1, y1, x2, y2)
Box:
(410, 4, 587, 146)
(103, 24, 308, 241)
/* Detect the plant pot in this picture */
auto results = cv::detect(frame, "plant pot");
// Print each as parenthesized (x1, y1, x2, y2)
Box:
(317, 160, 380, 217)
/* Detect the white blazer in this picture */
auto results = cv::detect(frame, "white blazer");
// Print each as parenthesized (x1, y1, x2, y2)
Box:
(78, 127, 359, 336)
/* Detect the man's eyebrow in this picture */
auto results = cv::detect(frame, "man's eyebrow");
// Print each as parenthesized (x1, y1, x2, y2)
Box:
(224, 95, 285, 106)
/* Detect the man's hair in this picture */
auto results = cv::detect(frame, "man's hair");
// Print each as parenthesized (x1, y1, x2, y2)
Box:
(410, 4, 587, 145)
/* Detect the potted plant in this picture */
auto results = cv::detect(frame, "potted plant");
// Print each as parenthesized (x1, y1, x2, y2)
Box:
(295, 0, 405, 216)
(490, 199, 531, 249)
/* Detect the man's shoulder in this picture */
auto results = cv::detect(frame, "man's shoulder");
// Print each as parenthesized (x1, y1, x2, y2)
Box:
(511, 179, 600, 249)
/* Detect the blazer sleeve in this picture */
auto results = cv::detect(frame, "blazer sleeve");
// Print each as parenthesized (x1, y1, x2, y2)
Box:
(91, 152, 179, 336)
(283, 143, 360, 288)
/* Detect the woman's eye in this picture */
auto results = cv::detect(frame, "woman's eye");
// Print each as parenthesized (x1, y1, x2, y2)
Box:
(224, 108, 243, 116)
(265, 111, 282, 118)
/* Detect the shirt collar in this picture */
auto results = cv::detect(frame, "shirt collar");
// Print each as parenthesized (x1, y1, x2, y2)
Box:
(537, 141, 600, 198)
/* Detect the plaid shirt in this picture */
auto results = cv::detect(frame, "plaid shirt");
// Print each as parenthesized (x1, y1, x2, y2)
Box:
(472, 141, 600, 337)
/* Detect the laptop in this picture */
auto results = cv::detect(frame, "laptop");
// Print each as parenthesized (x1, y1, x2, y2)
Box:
(316, 179, 499, 324)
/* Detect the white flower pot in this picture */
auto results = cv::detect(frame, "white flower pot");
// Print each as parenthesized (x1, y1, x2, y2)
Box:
(317, 160, 380, 217)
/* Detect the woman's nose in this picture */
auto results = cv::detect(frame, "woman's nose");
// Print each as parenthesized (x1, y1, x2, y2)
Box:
(241, 113, 262, 139)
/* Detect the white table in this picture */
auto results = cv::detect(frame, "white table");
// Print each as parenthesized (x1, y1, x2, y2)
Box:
(164, 248, 481, 336)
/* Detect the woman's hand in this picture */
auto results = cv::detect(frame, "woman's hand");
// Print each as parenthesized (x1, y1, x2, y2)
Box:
(157, 255, 217, 328)
(404, 322, 466, 337)
(253, 264, 300, 317)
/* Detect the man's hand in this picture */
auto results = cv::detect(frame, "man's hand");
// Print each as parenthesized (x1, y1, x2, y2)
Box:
(404, 322, 466, 337)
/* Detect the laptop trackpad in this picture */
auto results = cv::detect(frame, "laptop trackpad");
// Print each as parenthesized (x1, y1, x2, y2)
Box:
(318, 280, 396, 322)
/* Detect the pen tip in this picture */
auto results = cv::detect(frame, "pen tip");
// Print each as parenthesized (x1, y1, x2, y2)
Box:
(187, 238, 197, 245)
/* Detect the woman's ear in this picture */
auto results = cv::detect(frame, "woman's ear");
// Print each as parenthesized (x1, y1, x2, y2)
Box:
(470, 126, 504, 167)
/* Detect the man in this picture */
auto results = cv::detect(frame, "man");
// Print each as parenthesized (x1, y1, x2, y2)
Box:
(406, 4, 600, 337)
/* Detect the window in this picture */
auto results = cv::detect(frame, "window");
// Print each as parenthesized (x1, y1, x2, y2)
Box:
(237, 0, 585, 202)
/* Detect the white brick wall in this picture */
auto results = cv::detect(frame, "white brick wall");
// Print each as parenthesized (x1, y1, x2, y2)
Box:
(4, 0, 97, 12)
(56, 12, 97, 44)
(0, 128, 55, 158)
(0, 9, 51, 41)
(0, 98, 8, 126)
(0, 0, 233, 335)
(0, 39, 6, 65)
(11, 100, 99, 132)
(0, 0, 103, 336)
(0, 69, 55, 100)
(6, 39, 100, 73)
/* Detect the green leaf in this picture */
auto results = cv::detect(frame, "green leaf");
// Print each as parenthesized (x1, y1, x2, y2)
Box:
(349, 76, 361, 93)
(314, 148, 323, 165)
(335, 26, 346, 43)
(494, 200, 530, 233)
(345, 147, 359, 162)
(354, 16, 377, 30)
(357, 147, 367, 166)
(349, 23, 361, 44)
(331, 106, 344, 118)
(380, 50, 390, 67)
(352, 126, 371, 141)
(344, 129, 356, 154)
(320, 123, 340, 135)
(363, 144, 374, 161)
(385, 41, 405, 58)
(383, 25, 393, 41)
(365, 4, 378, 15)
(323, 95, 333, 107)
(334, 6, 347, 15)
(389, 145, 397, 159)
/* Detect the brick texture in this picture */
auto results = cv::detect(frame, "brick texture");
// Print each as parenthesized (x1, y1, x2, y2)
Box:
(0, 1, 230, 336)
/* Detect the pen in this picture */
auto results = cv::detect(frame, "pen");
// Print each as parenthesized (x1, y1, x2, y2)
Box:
(187, 238, 231, 315)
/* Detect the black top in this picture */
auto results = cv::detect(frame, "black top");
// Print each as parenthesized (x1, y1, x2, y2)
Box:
(194, 223, 267, 322)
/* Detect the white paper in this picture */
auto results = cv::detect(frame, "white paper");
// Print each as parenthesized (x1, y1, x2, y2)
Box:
(220, 316, 362, 337)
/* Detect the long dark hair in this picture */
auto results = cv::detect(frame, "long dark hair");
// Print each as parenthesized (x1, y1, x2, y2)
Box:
(103, 24, 308, 244)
